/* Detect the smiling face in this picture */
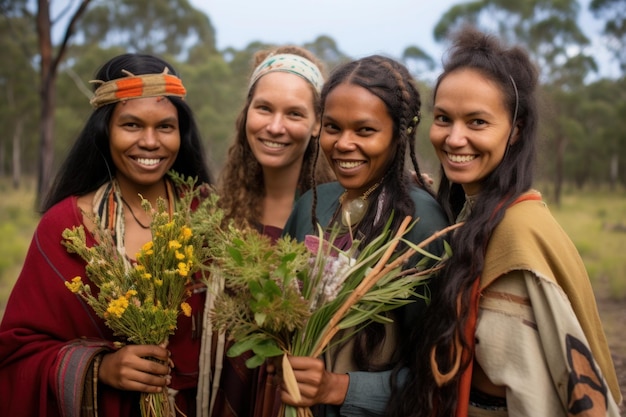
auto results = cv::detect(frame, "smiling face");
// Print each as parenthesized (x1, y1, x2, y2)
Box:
(245, 72, 319, 175)
(320, 83, 395, 199)
(430, 68, 513, 196)
(109, 96, 180, 191)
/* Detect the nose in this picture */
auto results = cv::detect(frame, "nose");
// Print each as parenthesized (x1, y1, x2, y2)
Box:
(266, 114, 286, 135)
(139, 128, 160, 149)
(334, 131, 356, 152)
(445, 123, 468, 148)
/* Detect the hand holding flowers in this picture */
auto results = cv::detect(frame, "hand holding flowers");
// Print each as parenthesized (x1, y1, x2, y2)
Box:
(210, 212, 461, 417)
(62, 172, 214, 417)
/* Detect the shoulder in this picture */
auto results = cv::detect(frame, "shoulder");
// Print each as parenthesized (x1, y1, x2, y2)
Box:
(297, 182, 343, 202)
(406, 185, 449, 230)
(285, 182, 344, 241)
(484, 191, 583, 285)
(37, 196, 84, 244)
(41, 196, 82, 228)
(494, 192, 562, 244)
(408, 186, 445, 213)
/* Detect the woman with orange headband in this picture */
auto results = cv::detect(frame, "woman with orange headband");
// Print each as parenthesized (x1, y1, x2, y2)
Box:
(0, 53, 214, 416)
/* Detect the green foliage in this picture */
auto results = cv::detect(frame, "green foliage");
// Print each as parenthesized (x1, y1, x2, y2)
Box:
(210, 212, 447, 370)
(590, 0, 626, 71)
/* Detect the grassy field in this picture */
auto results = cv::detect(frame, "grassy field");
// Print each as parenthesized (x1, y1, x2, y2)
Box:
(0, 182, 625, 320)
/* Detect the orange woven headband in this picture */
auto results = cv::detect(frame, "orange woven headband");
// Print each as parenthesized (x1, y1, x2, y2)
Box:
(89, 68, 186, 108)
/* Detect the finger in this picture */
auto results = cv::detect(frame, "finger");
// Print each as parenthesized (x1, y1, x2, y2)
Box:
(130, 344, 170, 363)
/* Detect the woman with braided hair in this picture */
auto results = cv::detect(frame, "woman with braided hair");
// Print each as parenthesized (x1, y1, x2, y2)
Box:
(387, 26, 622, 417)
(280, 55, 449, 416)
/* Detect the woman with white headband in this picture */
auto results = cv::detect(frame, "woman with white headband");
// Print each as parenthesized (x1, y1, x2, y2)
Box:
(0, 53, 214, 416)
(199, 46, 334, 417)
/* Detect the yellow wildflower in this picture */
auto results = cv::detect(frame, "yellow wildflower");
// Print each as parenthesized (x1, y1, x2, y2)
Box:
(125, 289, 138, 299)
(169, 240, 182, 250)
(65, 276, 83, 293)
(141, 273, 152, 280)
(175, 250, 185, 260)
(185, 245, 194, 259)
(141, 241, 154, 255)
(154, 278, 164, 287)
(178, 262, 189, 277)
(106, 296, 129, 318)
(180, 226, 192, 241)
(181, 302, 192, 317)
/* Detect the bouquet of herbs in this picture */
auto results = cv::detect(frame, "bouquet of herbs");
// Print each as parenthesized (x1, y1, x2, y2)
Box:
(62, 172, 214, 417)
(209, 213, 459, 417)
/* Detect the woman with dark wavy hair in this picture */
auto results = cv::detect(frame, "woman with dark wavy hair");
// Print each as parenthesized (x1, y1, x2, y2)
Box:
(0, 53, 213, 416)
(387, 26, 622, 417)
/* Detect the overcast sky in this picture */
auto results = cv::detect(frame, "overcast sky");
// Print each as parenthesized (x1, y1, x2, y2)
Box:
(190, 0, 619, 80)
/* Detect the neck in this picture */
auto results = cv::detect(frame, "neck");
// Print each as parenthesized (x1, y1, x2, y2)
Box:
(262, 162, 302, 198)
(115, 177, 168, 208)
(260, 163, 302, 228)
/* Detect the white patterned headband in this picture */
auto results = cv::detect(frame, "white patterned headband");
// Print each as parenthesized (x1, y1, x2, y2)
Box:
(248, 53, 324, 93)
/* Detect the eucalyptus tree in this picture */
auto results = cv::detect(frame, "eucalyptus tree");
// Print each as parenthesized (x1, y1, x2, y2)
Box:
(4, 0, 218, 206)
(78, 0, 216, 59)
(432, 0, 595, 205)
(0, 6, 39, 188)
(590, 0, 626, 73)
(304, 35, 351, 71)
(0, 0, 92, 204)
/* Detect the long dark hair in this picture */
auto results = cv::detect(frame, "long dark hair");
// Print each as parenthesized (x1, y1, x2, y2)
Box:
(313, 54, 431, 248)
(387, 26, 539, 417)
(41, 53, 213, 213)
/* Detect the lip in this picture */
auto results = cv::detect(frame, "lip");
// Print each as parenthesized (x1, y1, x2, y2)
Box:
(131, 156, 165, 168)
(259, 138, 289, 150)
(444, 151, 477, 164)
(333, 158, 366, 173)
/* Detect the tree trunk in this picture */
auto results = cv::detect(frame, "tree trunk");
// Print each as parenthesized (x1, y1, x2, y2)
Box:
(609, 154, 618, 191)
(34, 0, 91, 207)
(36, 0, 54, 207)
(554, 133, 566, 207)
(12, 118, 23, 190)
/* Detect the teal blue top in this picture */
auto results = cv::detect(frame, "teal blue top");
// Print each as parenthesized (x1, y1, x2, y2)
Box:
(283, 181, 449, 416)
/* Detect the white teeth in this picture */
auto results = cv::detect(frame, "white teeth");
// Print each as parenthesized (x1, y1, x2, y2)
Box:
(136, 158, 160, 166)
(261, 140, 286, 148)
(447, 153, 476, 163)
(337, 161, 363, 169)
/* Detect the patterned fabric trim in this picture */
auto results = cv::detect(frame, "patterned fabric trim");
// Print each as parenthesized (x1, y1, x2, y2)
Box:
(56, 339, 113, 417)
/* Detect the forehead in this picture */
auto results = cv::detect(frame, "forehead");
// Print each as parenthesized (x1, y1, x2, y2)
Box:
(111, 96, 178, 117)
(252, 72, 316, 104)
(435, 68, 507, 112)
(324, 83, 389, 118)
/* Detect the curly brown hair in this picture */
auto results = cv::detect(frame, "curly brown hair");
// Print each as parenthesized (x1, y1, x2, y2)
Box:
(217, 45, 334, 228)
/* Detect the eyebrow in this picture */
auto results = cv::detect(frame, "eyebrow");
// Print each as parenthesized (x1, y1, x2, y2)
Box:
(117, 113, 178, 124)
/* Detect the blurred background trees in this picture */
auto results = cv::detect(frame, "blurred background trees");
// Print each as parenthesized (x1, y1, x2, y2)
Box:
(0, 0, 624, 208)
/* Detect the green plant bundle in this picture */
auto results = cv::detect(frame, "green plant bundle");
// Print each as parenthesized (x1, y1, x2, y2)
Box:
(210, 213, 457, 367)
(61, 172, 215, 345)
